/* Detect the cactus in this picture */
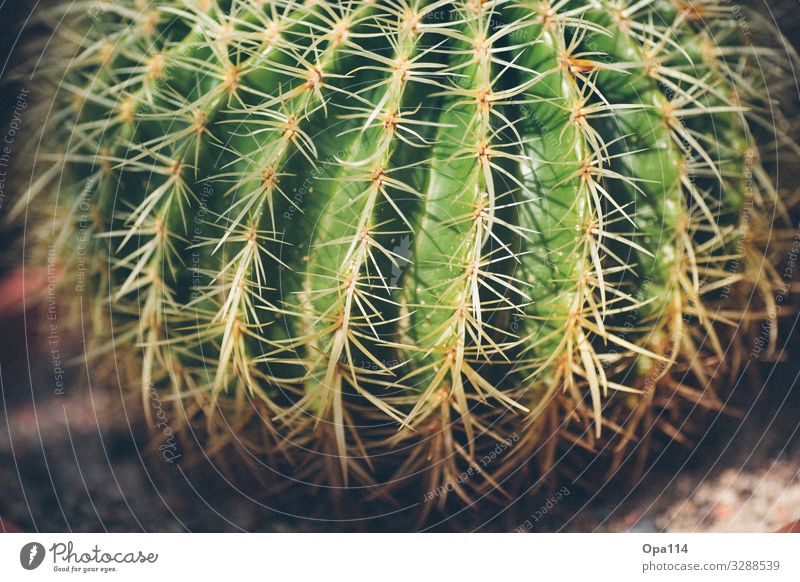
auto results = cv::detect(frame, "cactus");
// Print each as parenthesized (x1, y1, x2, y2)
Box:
(13, 0, 799, 505)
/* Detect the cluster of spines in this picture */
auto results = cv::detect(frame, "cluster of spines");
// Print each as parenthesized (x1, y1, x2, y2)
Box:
(15, 0, 798, 504)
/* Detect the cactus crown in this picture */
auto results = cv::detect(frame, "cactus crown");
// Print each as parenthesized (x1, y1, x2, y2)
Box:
(16, 0, 797, 502)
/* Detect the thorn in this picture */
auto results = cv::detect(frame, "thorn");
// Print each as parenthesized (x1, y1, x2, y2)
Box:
(402, 10, 421, 36)
(148, 54, 166, 80)
(475, 86, 493, 112)
(263, 21, 282, 46)
(224, 66, 241, 94)
(393, 58, 410, 83)
(305, 66, 323, 91)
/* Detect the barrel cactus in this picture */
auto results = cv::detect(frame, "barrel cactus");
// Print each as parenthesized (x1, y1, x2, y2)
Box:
(13, 0, 798, 506)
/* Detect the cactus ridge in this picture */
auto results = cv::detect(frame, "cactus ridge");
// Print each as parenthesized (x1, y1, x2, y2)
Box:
(15, 0, 799, 502)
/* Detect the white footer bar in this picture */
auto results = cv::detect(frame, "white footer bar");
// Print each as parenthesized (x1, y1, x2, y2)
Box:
(1, 533, 798, 580)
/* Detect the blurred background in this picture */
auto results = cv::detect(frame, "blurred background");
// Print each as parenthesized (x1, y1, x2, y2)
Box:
(0, 0, 799, 532)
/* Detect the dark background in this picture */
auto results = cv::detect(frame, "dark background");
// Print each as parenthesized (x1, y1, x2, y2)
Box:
(0, 0, 39, 140)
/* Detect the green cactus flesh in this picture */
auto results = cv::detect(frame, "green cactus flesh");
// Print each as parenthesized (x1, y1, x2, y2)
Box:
(23, 0, 796, 497)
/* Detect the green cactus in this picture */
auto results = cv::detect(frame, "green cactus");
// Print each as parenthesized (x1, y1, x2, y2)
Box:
(14, 0, 799, 503)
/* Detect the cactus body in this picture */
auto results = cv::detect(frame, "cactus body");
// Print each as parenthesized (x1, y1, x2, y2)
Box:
(18, 0, 798, 502)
